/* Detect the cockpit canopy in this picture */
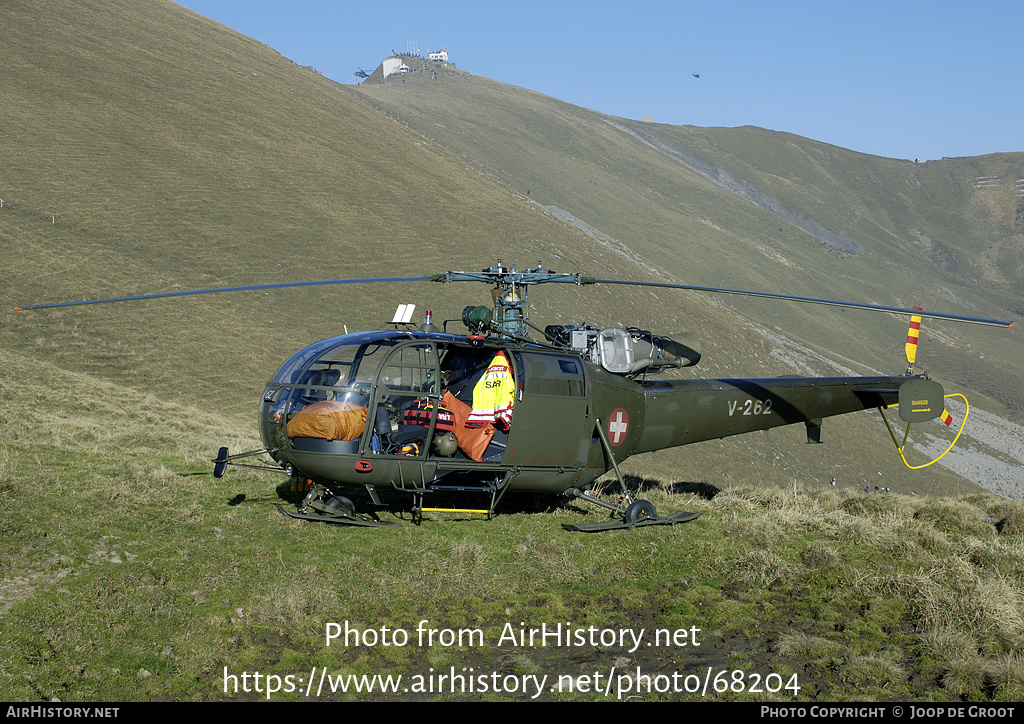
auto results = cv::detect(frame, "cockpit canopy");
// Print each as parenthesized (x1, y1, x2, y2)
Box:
(271, 330, 396, 393)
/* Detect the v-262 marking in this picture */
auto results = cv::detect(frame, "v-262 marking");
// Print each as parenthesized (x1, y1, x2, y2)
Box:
(728, 398, 774, 417)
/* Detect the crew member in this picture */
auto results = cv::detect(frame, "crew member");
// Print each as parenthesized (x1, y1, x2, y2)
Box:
(467, 350, 514, 431)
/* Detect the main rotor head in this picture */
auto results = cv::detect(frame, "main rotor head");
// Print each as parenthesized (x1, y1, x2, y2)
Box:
(430, 260, 594, 338)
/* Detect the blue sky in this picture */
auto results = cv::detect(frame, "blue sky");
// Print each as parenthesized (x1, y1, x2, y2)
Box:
(176, 0, 1021, 160)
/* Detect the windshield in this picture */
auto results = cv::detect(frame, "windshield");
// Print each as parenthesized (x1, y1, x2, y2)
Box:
(270, 332, 394, 387)
(266, 332, 398, 420)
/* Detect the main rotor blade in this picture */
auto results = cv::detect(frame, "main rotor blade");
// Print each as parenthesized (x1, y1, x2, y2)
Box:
(14, 276, 435, 311)
(590, 279, 1016, 328)
(14, 268, 1017, 330)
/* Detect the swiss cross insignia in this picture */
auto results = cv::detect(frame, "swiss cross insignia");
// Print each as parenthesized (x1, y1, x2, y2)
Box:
(607, 408, 630, 446)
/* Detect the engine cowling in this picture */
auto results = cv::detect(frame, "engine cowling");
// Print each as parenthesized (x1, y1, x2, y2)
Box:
(544, 325, 702, 375)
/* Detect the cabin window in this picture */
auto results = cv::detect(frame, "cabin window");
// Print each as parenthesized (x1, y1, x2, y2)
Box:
(514, 352, 585, 397)
(380, 343, 440, 393)
(263, 336, 398, 451)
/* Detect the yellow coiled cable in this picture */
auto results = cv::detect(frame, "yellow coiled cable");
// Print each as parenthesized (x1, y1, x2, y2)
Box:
(880, 393, 969, 470)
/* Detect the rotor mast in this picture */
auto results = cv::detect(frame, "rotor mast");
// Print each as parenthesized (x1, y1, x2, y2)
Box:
(429, 261, 592, 338)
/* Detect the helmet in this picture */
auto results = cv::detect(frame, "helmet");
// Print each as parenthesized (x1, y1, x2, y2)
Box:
(433, 432, 458, 457)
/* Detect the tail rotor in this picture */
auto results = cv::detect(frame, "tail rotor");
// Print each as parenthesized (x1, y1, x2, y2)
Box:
(883, 307, 968, 469)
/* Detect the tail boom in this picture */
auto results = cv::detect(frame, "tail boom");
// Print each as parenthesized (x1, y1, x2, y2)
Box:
(636, 375, 931, 453)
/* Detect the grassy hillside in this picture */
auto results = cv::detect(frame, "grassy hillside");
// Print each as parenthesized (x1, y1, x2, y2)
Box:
(4, 1, 1004, 497)
(2, 0, 1023, 702)
(1, 2, 653, 417)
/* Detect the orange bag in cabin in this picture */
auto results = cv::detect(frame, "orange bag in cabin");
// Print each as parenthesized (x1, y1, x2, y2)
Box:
(442, 390, 495, 462)
(286, 400, 367, 441)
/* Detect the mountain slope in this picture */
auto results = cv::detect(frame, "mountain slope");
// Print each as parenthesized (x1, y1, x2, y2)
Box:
(0, 1, 1018, 499)
(339, 55, 1024, 495)
(1, 0, 665, 416)
(344, 60, 1022, 419)
(0, 0, 835, 490)
(344, 58, 1022, 403)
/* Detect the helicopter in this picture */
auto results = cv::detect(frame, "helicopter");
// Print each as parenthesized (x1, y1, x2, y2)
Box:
(15, 262, 1015, 531)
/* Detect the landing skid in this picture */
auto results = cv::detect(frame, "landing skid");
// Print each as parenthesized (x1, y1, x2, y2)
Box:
(563, 510, 703, 532)
(276, 503, 398, 527)
(561, 420, 705, 532)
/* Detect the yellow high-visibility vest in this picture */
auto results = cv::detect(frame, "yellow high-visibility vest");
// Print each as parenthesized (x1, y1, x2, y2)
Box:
(468, 351, 514, 430)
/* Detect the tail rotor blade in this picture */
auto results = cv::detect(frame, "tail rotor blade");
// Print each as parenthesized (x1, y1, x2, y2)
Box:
(905, 306, 923, 374)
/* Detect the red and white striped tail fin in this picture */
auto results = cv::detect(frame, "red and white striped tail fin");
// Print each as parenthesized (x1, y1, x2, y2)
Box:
(904, 307, 957, 427)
